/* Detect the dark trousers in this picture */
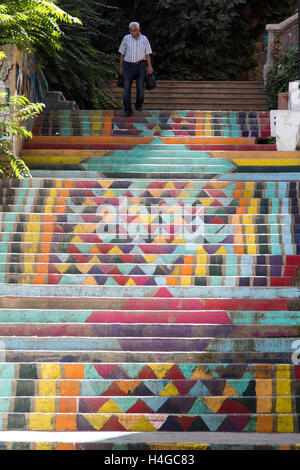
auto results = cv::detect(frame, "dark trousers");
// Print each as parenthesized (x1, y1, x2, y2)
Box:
(123, 61, 147, 112)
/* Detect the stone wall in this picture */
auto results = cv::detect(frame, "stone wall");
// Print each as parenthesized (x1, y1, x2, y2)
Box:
(263, 13, 298, 84)
(0, 44, 48, 103)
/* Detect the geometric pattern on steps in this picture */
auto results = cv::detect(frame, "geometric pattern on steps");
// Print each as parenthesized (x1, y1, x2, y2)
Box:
(1, 412, 299, 432)
(1, 394, 298, 414)
(1, 106, 299, 443)
(32, 110, 271, 138)
(1, 363, 299, 380)
(22, 146, 300, 178)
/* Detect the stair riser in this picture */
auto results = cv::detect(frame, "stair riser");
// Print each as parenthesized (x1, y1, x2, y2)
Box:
(0, 377, 297, 395)
(0, 362, 297, 379)
(0, 324, 298, 338)
(0, 413, 298, 432)
(0, 351, 297, 364)
(0, 310, 298, 325)
(0, 179, 297, 190)
(0, 337, 297, 352)
(0, 397, 298, 415)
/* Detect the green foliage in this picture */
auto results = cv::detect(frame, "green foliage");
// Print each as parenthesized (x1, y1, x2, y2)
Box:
(100, 0, 296, 81)
(265, 44, 299, 110)
(39, 0, 119, 109)
(0, 93, 44, 178)
(0, 0, 81, 55)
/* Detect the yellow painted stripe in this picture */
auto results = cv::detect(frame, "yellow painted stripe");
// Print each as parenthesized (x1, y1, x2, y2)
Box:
(233, 158, 300, 166)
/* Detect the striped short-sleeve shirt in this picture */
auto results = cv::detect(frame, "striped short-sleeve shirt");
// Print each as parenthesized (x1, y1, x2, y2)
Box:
(118, 34, 152, 63)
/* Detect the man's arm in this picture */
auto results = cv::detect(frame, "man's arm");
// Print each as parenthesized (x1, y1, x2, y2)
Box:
(119, 54, 125, 75)
(146, 54, 153, 75)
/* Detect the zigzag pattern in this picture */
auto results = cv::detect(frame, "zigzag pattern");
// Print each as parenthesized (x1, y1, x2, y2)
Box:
(32, 110, 271, 138)
(0, 105, 300, 447)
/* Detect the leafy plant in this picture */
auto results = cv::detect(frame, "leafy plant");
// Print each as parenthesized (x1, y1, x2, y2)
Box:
(0, 93, 44, 178)
(0, 0, 81, 55)
(265, 44, 299, 109)
(38, 0, 119, 109)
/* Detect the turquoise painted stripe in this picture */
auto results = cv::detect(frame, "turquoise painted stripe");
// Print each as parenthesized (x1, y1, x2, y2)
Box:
(0, 284, 299, 298)
(0, 365, 14, 379)
(0, 399, 10, 412)
(78, 164, 235, 172)
(229, 112, 240, 138)
(0, 381, 12, 397)
(0, 310, 90, 323)
(61, 110, 71, 137)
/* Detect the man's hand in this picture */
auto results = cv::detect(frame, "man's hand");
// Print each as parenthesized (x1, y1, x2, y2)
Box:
(147, 65, 153, 75)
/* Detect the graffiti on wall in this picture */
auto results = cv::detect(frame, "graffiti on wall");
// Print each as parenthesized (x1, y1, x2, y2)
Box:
(0, 47, 48, 104)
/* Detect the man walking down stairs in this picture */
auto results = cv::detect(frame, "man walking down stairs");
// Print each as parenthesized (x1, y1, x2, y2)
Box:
(0, 101, 299, 451)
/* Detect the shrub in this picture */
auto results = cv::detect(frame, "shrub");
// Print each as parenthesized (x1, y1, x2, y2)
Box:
(265, 44, 299, 110)
(0, 93, 44, 178)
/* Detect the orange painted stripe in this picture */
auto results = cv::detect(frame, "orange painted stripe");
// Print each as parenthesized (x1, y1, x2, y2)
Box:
(255, 364, 272, 379)
(61, 381, 80, 396)
(233, 190, 241, 198)
(184, 255, 194, 264)
(181, 265, 192, 276)
(33, 274, 46, 284)
(56, 443, 74, 451)
(256, 415, 274, 433)
(56, 414, 77, 431)
(103, 110, 114, 136)
(55, 196, 67, 214)
(167, 276, 178, 286)
(195, 112, 203, 136)
(234, 245, 244, 254)
(65, 364, 85, 379)
(236, 207, 246, 215)
(60, 398, 77, 413)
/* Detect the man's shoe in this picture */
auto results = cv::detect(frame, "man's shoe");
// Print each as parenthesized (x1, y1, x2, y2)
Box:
(135, 106, 143, 111)
(124, 109, 132, 117)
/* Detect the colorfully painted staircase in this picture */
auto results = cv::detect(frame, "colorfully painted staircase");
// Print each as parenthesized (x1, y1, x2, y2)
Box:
(0, 109, 300, 450)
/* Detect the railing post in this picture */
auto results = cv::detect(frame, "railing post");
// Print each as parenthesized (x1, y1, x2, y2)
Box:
(263, 28, 275, 84)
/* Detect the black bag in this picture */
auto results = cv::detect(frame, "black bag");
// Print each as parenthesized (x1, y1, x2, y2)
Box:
(145, 73, 156, 90)
(117, 74, 124, 88)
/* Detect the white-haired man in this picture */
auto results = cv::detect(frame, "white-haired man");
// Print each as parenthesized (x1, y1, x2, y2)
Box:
(119, 22, 153, 117)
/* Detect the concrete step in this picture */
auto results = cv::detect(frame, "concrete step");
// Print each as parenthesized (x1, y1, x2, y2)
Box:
(0, 412, 298, 432)
(0, 241, 298, 256)
(27, 172, 300, 182)
(0, 179, 298, 192)
(0, 309, 298, 325)
(108, 81, 268, 110)
(0, 437, 296, 450)
(0, 336, 297, 353)
(0, 350, 296, 364)
(0, 323, 298, 337)
(0, 376, 298, 394)
(0, 396, 298, 416)
(0, 362, 297, 379)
